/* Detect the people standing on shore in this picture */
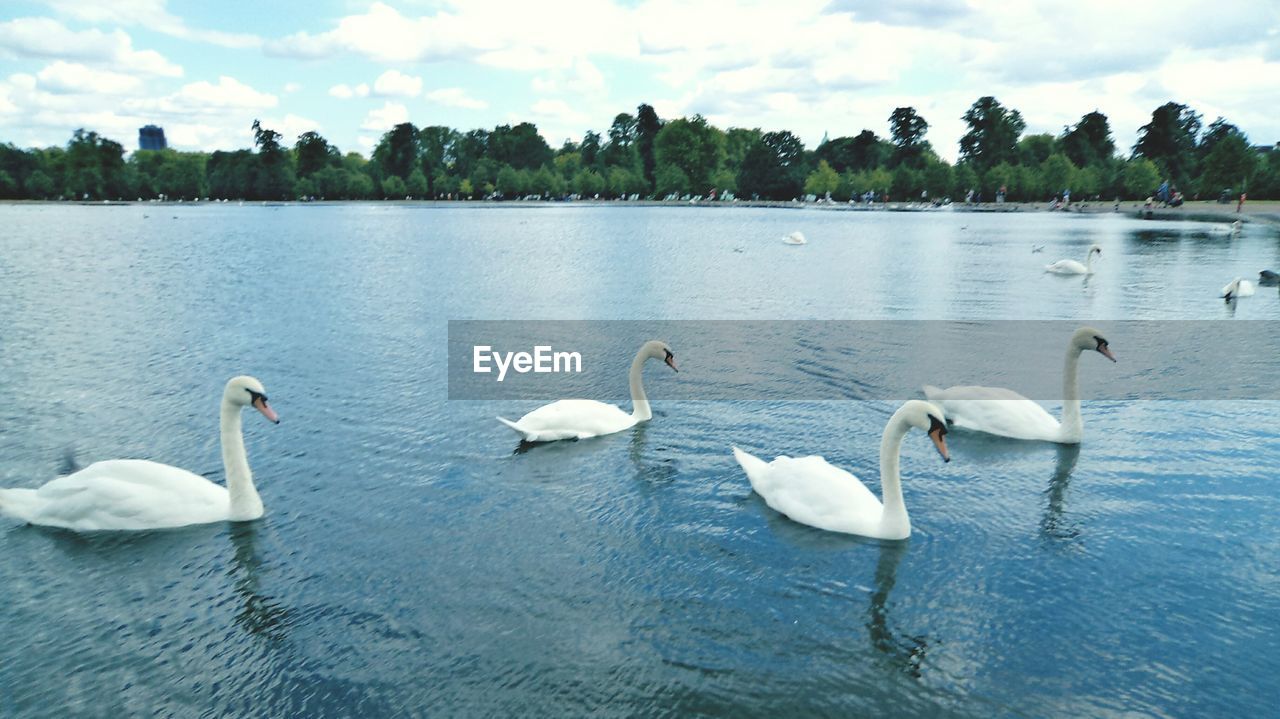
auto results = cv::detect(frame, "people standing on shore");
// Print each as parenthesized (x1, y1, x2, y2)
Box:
(1238, 192, 1247, 213)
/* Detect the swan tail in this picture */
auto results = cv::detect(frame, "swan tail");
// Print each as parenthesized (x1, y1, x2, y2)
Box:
(922, 384, 943, 399)
(496, 416, 532, 441)
(732, 447, 769, 484)
(0, 488, 39, 522)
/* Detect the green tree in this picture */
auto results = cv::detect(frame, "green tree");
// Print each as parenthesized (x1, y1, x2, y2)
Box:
(1132, 101, 1201, 188)
(1040, 153, 1077, 196)
(489, 122, 553, 170)
(816, 130, 888, 173)
(24, 169, 54, 198)
(922, 159, 953, 199)
(1121, 157, 1161, 198)
(294, 131, 340, 178)
(495, 165, 522, 197)
(406, 168, 429, 198)
(573, 168, 606, 197)
(959, 96, 1026, 172)
(804, 159, 840, 197)
(372, 122, 421, 183)
(64, 129, 127, 199)
(1200, 128, 1257, 195)
(888, 107, 929, 168)
(381, 175, 407, 198)
(655, 164, 690, 197)
(251, 119, 293, 200)
(347, 172, 375, 199)
(635, 103, 662, 186)
(1017, 133, 1057, 166)
(1060, 111, 1114, 169)
(737, 130, 805, 199)
(653, 115, 726, 193)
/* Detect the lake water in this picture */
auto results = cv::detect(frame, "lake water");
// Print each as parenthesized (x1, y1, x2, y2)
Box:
(2, 203, 1279, 717)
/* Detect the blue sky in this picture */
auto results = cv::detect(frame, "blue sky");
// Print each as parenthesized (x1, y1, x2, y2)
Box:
(2, 0, 1279, 160)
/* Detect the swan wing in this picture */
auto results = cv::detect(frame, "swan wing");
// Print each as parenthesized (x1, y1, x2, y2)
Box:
(1, 460, 229, 531)
(923, 385, 1061, 441)
(501, 399, 636, 441)
(738, 451, 882, 535)
(1045, 259, 1086, 274)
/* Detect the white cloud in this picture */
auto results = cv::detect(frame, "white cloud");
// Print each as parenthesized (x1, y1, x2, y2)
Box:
(36, 61, 141, 95)
(532, 58, 606, 95)
(0, 17, 182, 76)
(425, 87, 487, 110)
(43, 0, 262, 49)
(361, 101, 409, 132)
(129, 76, 277, 114)
(373, 69, 423, 98)
(283, 82, 301, 93)
(329, 83, 369, 99)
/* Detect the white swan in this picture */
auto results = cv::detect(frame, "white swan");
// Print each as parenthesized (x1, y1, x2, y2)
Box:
(1045, 244, 1102, 274)
(497, 340, 677, 442)
(1208, 220, 1242, 235)
(1221, 278, 1256, 300)
(733, 400, 949, 539)
(923, 327, 1115, 444)
(0, 376, 280, 531)
(782, 231, 807, 245)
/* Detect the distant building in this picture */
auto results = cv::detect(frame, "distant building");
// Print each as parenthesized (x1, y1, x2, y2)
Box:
(139, 125, 167, 151)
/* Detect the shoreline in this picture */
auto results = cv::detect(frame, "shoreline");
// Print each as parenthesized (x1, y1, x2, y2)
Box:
(3, 198, 1277, 226)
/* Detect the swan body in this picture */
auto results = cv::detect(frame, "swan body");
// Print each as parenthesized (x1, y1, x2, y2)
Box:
(498, 340, 676, 442)
(1045, 244, 1102, 274)
(0, 376, 279, 531)
(1222, 278, 1255, 300)
(733, 400, 949, 539)
(782, 231, 807, 245)
(923, 327, 1115, 444)
(1209, 220, 1242, 235)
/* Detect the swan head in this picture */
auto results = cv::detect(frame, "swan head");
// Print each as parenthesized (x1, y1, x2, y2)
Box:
(642, 340, 678, 372)
(1088, 244, 1102, 258)
(1071, 326, 1116, 362)
(223, 375, 280, 423)
(901, 400, 949, 463)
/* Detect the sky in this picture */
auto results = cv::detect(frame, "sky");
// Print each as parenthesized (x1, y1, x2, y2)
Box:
(1, 0, 1279, 161)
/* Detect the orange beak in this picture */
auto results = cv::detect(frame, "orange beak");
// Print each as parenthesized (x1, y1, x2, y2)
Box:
(929, 427, 950, 463)
(253, 395, 280, 424)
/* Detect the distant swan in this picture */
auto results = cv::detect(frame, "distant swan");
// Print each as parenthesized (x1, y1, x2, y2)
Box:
(782, 231, 807, 245)
(1257, 270, 1279, 286)
(1221, 278, 1256, 300)
(923, 327, 1115, 443)
(497, 340, 677, 442)
(0, 376, 280, 531)
(732, 400, 949, 539)
(1045, 244, 1101, 275)
(1209, 220, 1242, 235)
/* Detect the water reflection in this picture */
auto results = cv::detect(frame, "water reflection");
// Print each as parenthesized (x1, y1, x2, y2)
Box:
(1040, 444, 1082, 543)
(866, 540, 928, 678)
(227, 522, 294, 641)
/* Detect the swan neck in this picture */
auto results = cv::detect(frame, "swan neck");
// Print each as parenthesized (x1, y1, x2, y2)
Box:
(629, 349, 651, 421)
(221, 400, 261, 519)
(1061, 345, 1083, 441)
(878, 409, 911, 532)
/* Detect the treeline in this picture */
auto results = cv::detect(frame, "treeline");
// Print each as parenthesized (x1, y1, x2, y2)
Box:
(2, 98, 1278, 203)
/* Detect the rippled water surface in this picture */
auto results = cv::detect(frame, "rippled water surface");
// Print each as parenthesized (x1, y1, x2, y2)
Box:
(2, 204, 1279, 717)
